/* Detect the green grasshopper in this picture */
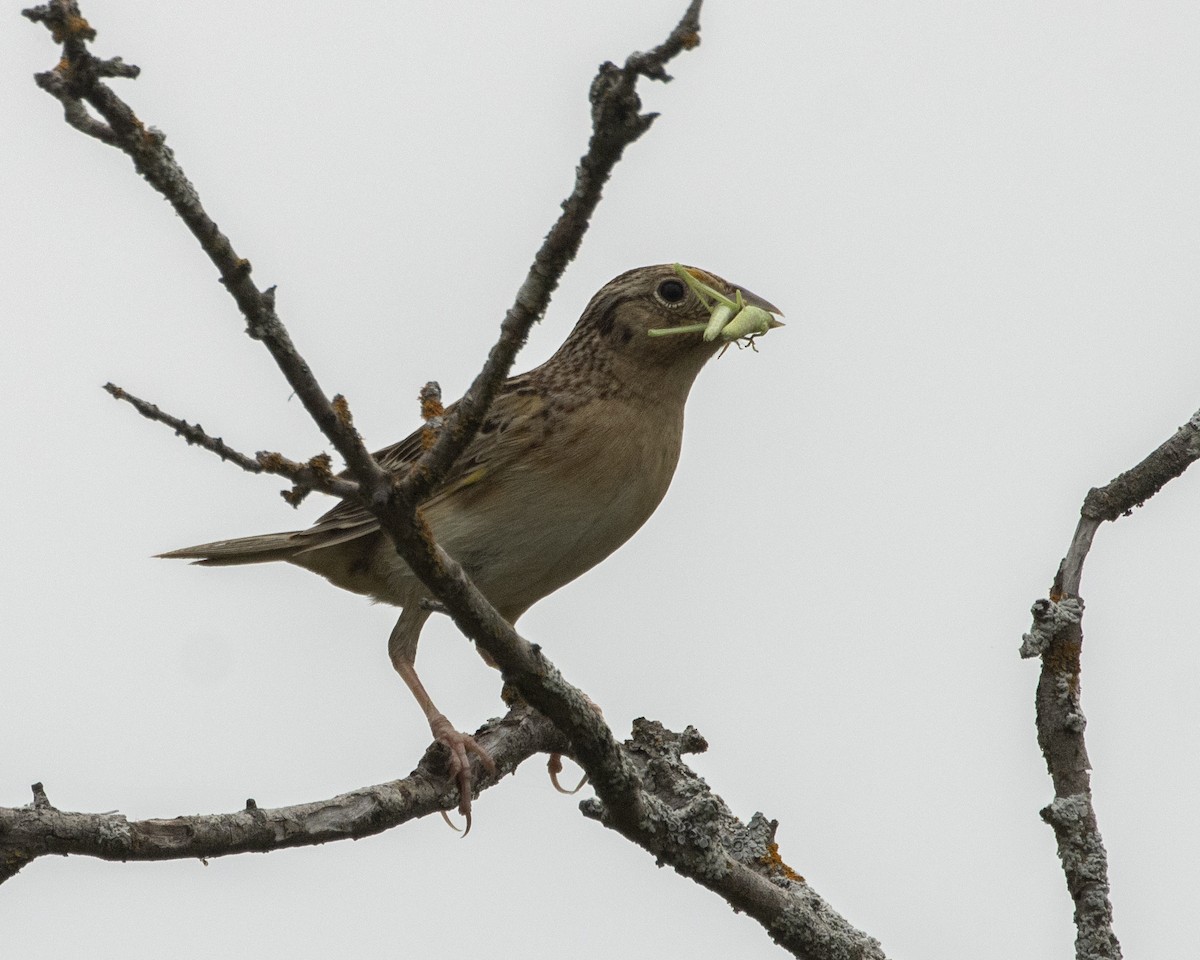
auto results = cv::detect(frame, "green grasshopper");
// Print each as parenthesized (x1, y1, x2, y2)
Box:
(646, 263, 781, 346)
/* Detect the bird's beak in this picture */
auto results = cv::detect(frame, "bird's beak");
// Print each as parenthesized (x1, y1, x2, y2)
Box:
(683, 267, 785, 324)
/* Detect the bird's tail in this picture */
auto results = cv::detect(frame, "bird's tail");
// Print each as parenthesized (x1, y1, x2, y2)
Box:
(157, 531, 307, 567)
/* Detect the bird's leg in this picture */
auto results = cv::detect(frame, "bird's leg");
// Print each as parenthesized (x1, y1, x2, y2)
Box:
(546, 689, 602, 795)
(547, 753, 589, 795)
(389, 610, 496, 831)
(473, 624, 592, 794)
(482, 639, 595, 796)
(476, 647, 582, 790)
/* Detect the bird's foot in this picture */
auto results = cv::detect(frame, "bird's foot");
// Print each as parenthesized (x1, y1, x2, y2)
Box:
(547, 753, 589, 794)
(429, 713, 496, 837)
(546, 691, 602, 795)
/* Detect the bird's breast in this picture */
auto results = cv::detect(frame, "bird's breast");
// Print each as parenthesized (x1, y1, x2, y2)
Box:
(424, 395, 686, 618)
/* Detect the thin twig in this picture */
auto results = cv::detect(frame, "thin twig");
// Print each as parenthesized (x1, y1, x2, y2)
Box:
(1021, 408, 1200, 960)
(103, 382, 261, 473)
(394, 0, 705, 507)
(23, 1, 387, 498)
(103, 382, 358, 501)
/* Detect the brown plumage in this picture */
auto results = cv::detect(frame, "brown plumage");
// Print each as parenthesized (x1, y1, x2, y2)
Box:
(162, 264, 783, 824)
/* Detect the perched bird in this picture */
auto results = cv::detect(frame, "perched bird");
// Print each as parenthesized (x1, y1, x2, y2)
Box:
(161, 264, 782, 823)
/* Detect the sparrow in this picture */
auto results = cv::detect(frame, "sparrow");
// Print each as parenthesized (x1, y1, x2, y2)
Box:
(161, 264, 783, 825)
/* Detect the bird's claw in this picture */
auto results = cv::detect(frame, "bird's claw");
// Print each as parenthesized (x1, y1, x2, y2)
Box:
(547, 753, 589, 795)
(429, 713, 496, 837)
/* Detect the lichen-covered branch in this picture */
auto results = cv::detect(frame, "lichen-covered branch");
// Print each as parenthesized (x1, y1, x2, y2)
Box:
(581, 721, 884, 960)
(0, 707, 566, 883)
(1021, 408, 1200, 960)
(1080, 409, 1200, 523)
(0, 713, 883, 960)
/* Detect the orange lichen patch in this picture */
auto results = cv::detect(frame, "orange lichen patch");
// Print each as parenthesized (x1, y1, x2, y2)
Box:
(52, 15, 95, 43)
(420, 392, 444, 423)
(307, 452, 333, 477)
(418, 415, 441, 450)
(759, 843, 805, 883)
(331, 394, 354, 429)
(413, 508, 438, 554)
(417, 383, 444, 449)
(1044, 633, 1081, 679)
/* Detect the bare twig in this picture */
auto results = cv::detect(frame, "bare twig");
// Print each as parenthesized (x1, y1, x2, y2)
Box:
(393, 0, 705, 507)
(23, 2, 386, 496)
(1080, 409, 1200, 524)
(104, 382, 358, 501)
(1021, 408, 1200, 960)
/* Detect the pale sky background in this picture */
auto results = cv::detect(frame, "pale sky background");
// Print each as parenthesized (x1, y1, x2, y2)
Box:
(4, 2, 1200, 957)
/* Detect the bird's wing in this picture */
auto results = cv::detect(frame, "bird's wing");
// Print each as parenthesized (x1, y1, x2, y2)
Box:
(291, 385, 545, 554)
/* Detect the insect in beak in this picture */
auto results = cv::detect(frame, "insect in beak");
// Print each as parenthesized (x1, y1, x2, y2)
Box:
(647, 263, 784, 344)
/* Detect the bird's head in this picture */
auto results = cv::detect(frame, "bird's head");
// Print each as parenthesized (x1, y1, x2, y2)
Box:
(556, 264, 784, 393)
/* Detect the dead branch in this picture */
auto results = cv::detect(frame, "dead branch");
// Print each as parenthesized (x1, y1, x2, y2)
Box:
(17, 3, 886, 957)
(1021, 408, 1200, 960)
(1, 708, 563, 881)
(103, 382, 358, 502)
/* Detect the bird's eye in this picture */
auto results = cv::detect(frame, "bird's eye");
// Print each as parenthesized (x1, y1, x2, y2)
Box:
(656, 279, 686, 304)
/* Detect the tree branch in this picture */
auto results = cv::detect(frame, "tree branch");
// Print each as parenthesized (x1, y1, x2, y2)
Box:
(21, 3, 887, 956)
(23, 1, 387, 497)
(581, 720, 884, 960)
(103, 382, 358, 502)
(0, 707, 566, 882)
(0, 712, 883, 960)
(22, 0, 701, 826)
(1021, 407, 1200, 960)
(394, 0, 703, 506)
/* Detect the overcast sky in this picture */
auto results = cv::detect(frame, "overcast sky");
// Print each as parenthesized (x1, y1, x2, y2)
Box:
(5, 2, 1200, 957)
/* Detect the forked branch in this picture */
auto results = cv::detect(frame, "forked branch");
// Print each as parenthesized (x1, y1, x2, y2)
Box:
(14, 3, 885, 957)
